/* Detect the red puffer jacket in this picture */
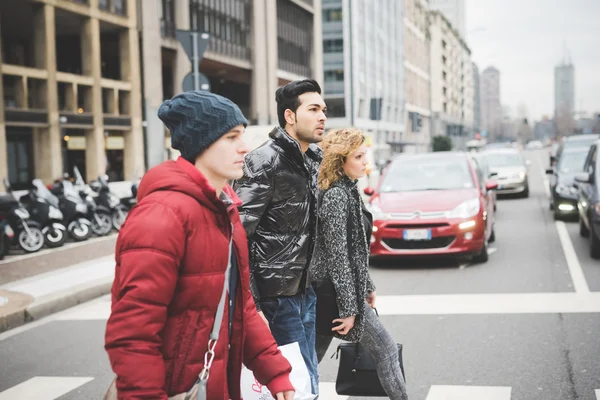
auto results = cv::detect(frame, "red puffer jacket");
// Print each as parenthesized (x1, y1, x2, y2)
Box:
(105, 157, 293, 399)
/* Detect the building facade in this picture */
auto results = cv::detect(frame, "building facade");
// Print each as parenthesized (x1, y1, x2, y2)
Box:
(554, 61, 575, 116)
(322, 0, 404, 162)
(472, 61, 481, 133)
(480, 66, 501, 139)
(1, 0, 144, 189)
(429, 10, 473, 150)
(143, 0, 323, 168)
(402, 0, 431, 153)
(428, 0, 465, 38)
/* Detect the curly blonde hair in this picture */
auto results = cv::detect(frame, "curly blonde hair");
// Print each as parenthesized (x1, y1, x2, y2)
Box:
(318, 128, 365, 190)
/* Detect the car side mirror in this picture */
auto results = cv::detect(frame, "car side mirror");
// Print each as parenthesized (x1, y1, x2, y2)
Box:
(545, 168, 554, 175)
(574, 172, 591, 183)
(485, 180, 498, 191)
(364, 187, 375, 196)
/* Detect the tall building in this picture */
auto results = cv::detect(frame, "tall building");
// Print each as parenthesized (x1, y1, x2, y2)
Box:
(322, 0, 404, 161)
(428, 0, 465, 38)
(0, 0, 144, 189)
(143, 0, 323, 167)
(403, 0, 431, 153)
(554, 60, 575, 117)
(480, 66, 502, 138)
(429, 10, 473, 150)
(472, 62, 481, 133)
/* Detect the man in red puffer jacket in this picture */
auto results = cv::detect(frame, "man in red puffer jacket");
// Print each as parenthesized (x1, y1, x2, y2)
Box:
(105, 91, 295, 400)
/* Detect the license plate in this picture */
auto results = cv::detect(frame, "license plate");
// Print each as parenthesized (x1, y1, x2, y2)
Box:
(403, 229, 432, 240)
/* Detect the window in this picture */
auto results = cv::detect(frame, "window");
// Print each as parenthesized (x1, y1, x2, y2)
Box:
(323, 8, 342, 21)
(325, 98, 346, 118)
(6, 129, 34, 191)
(323, 39, 344, 52)
(325, 69, 344, 82)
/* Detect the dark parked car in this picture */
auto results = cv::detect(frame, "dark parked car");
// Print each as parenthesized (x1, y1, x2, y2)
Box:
(551, 134, 600, 166)
(575, 141, 600, 258)
(546, 146, 590, 219)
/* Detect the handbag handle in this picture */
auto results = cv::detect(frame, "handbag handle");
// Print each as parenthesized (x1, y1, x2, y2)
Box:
(191, 226, 234, 400)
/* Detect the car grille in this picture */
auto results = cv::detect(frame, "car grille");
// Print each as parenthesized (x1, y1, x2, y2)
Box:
(388, 211, 447, 220)
(387, 223, 450, 229)
(382, 236, 455, 250)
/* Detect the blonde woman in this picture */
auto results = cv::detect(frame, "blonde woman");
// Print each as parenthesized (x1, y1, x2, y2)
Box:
(312, 128, 408, 400)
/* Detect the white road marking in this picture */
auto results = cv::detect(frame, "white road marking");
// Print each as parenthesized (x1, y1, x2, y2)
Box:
(0, 377, 94, 400)
(376, 292, 600, 315)
(488, 247, 497, 255)
(426, 385, 511, 400)
(555, 221, 590, 293)
(318, 382, 348, 400)
(595, 389, 600, 399)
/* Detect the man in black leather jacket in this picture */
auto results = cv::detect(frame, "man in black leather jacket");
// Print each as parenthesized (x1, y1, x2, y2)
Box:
(234, 79, 326, 396)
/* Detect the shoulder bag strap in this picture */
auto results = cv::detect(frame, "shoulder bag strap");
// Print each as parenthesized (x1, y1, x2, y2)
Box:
(192, 225, 234, 400)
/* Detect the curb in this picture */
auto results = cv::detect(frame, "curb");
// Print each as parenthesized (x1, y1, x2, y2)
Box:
(0, 277, 112, 333)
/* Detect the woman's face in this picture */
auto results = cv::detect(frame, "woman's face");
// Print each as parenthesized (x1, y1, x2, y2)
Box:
(343, 144, 369, 180)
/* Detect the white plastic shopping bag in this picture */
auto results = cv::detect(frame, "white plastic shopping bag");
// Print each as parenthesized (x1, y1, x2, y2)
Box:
(241, 341, 315, 400)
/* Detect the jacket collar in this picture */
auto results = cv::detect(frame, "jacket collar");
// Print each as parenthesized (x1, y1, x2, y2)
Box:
(332, 174, 358, 190)
(269, 127, 323, 166)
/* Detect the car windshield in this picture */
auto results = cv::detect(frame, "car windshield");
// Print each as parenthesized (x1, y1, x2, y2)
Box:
(380, 157, 474, 192)
(557, 150, 588, 174)
(564, 137, 597, 149)
(482, 153, 523, 168)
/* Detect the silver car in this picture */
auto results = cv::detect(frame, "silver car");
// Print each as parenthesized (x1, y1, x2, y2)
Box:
(480, 149, 531, 198)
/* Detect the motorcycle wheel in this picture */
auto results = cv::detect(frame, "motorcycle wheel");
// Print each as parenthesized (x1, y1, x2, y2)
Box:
(43, 225, 67, 248)
(69, 219, 92, 241)
(18, 227, 45, 253)
(91, 211, 113, 236)
(112, 206, 128, 231)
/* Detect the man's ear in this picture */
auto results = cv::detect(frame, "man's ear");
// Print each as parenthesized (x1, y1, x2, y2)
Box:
(284, 109, 295, 126)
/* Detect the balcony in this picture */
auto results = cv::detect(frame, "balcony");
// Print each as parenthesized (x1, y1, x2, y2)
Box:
(99, 0, 127, 16)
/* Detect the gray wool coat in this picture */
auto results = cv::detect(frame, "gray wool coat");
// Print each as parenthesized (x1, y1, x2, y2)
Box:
(311, 175, 375, 342)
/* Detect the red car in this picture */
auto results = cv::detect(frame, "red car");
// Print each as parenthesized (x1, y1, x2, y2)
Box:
(365, 152, 498, 263)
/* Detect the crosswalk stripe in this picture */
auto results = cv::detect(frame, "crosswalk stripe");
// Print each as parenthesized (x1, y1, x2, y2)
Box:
(596, 389, 600, 399)
(425, 385, 511, 400)
(0, 377, 94, 400)
(318, 382, 348, 399)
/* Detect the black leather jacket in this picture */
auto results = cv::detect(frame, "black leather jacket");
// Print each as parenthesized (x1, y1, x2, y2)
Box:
(234, 127, 322, 308)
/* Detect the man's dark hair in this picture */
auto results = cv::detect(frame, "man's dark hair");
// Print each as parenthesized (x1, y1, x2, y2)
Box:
(275, 79, 322, 128)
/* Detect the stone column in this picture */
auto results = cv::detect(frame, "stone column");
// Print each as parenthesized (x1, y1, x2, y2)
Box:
(265, 0, 279, 124)
(250, 0, 270, 125)
(0, 18, 6, 183)
(311, 0, 324, 87)
(140, 0, 165, 170)
(32, 5, 63, 183)
(122, 0, 145, 180)
(82, 4, 106, 183)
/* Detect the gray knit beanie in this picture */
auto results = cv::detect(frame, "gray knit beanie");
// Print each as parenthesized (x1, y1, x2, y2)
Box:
(158, 90, 248, 162)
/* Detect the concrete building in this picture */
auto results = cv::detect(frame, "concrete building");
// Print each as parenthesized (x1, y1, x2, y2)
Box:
(429, 10, 473, 150)
(480, 66, 502, 139)
(321, 0, 404, 162)
(472, 61, 481, 133)
(428, 0, 465, 38)
(554, 60, 575, 126)
(1, 0, 144, 189)
(142, 0, 323, 168)
(402, 0, 431, 153)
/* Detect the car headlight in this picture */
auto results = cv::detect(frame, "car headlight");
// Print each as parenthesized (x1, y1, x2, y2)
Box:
(446, 198, 481, 219)
(369, 203, 389, 221)
(511, 171, 526, 180)
(48, 206, 63, 220)
(15, 208, 30, 219)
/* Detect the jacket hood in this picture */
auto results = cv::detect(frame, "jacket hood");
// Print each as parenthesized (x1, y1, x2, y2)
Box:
(137, 157, 241, 213)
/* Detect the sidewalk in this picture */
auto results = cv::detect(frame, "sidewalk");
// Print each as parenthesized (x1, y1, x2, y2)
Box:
(0, 256, 114, 332)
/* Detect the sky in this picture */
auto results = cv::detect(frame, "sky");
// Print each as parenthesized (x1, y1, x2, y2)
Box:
(466, 0, 600, 121)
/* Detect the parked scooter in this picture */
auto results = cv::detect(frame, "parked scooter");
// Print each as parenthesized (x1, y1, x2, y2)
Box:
(90, 175, 128, 231)
(49, 179, 93, 241)
(21, 179, 68, 248)
(1, 179, 45, 253)
(72, 167, 113, 236)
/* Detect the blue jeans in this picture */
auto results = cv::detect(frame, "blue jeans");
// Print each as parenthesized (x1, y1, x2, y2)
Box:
(260, 285, 319, 396)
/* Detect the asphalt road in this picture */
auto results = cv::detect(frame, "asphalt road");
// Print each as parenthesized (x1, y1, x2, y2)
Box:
(0, 149, 599, 400)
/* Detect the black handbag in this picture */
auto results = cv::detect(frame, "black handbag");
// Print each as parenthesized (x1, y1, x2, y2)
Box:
(335, 341, 405, 396)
